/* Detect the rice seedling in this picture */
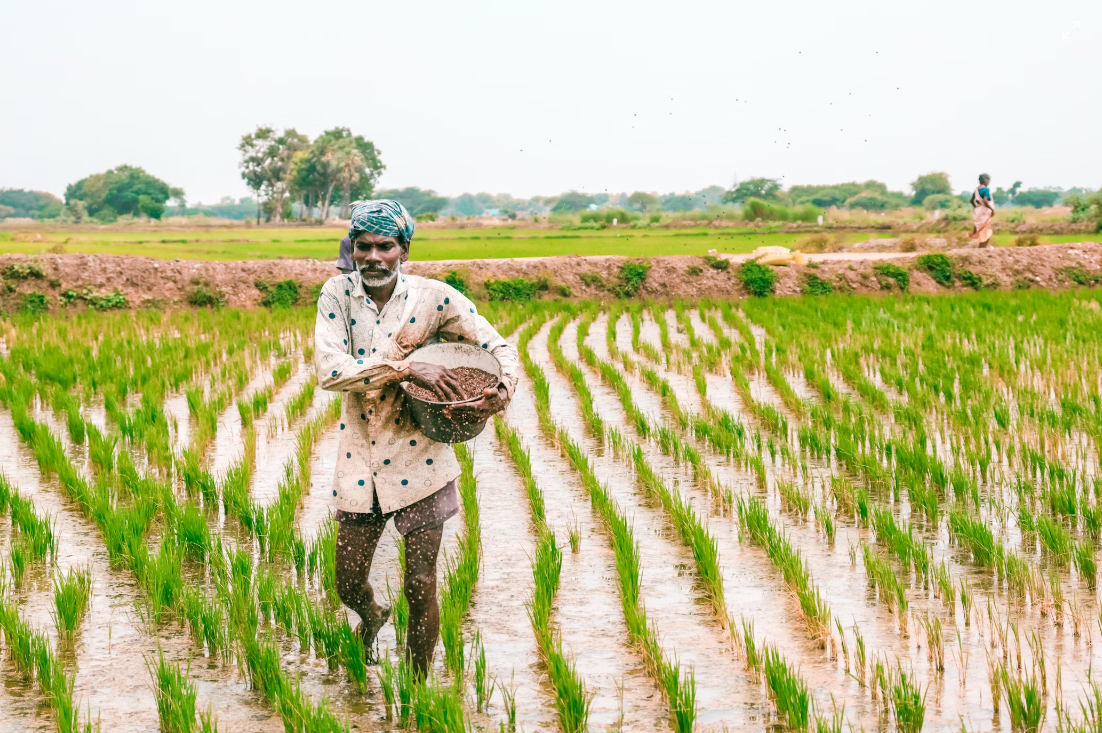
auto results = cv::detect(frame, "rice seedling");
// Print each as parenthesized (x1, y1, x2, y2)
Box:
(148, 648, 197, 733)
(499, 672, 518, 732)
(53, 565, 92, 639)
(568, 516, 581, 553)
(919, 614, 945, 673)
(763, 644, 810, 729)
(1000, 662, 1045, 733)
(890, 664, 927, 733)
(813, 504, 836, 544)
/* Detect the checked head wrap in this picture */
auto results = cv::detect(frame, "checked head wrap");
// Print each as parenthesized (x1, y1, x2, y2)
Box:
(348, 199, 415, 246)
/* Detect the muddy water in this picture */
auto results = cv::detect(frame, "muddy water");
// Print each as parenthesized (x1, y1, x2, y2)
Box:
(632, 318, 1096, 732)
(504, 333, 672, 731)
(536, 319, 770, 730)
(583, 318, 885, 728)
(0, 406, 286, 733)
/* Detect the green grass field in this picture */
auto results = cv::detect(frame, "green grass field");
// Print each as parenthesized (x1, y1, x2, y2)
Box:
(0, 227, 1091, 262)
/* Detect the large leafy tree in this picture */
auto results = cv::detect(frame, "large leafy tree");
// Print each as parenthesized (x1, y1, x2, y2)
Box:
(286, 127, 384, 220)
(238, 126, 309, 223)
(910, 172, 952, 206)
(64, 166, 175, 220)
(722, 177, 782, 204)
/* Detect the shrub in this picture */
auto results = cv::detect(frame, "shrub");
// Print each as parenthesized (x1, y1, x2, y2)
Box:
(187, 285, 225, 308)
(648, 213, 662, 224)
(802, 274, 833, 296)
(916, 254, 953, 287)
(1014, 277, 1032, 290)
(900, 237, 918, 252)
(1014, 234, 1041, 247)
(443, 270, 469, 296)
(59, 289, 78, 306)
(738, 260, 778, 297)
(20, 292, 50, 314)
(957, 270, 983, 290)
(556, 284, 572, 297)
(484, 277, 548, 302)
(922, 194, 959, 211)
(741, 198, 821, 223)
(795, 233, 831, 253)
(873, 263, 910, 291)
(560, 220, 603, 231)
(704, 255, 729, 271)
(612, 261, 650, 298)
(415, 212, 438, 223)
(687, 265, 704, 276)
(1003, 210, 1026, 223)
(81, 289, 128, 310)
(4, 262, 45, 280)
(944, 207, 969, 222)
(579, 272, 605, 289)
(1060, 266, 1101, 287)
(580, 208, 633, 225)
(256, 279, 301, 308)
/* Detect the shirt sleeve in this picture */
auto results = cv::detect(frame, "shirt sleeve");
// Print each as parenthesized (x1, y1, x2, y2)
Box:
(314, 279, 408, 394)
(434, 287, 521, 399)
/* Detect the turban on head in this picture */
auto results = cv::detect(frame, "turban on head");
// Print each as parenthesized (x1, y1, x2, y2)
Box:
(349, 200, 415, 246)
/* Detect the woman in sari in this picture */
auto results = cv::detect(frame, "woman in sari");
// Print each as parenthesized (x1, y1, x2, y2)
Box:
(969, 173, 995, 247)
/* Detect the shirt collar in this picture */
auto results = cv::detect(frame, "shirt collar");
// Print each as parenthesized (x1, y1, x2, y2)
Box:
(350, 268, 410, 310)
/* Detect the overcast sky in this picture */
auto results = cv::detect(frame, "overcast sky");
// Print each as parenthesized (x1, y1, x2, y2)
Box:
(3, 0, 1098, 204)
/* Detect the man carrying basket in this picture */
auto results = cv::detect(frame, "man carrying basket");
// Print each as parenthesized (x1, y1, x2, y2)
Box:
(314, 199, 519, 678)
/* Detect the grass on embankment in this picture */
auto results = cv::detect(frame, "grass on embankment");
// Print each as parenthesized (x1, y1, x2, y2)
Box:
(0, 227, 950, 261)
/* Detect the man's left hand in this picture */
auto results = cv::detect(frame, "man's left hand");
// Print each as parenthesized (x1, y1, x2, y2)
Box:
(442, 385, 509, 425)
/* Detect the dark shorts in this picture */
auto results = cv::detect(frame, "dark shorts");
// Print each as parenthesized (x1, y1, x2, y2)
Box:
(336, 479, 459, 536)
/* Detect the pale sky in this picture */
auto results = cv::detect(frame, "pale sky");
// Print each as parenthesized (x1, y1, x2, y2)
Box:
(3, 0, 1099, 204)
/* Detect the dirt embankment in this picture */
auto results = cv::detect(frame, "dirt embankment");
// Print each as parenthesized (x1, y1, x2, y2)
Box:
(0, 244, 1100, 313)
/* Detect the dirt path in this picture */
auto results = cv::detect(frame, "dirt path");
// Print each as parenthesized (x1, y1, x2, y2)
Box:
(1, 242, 1099, 312)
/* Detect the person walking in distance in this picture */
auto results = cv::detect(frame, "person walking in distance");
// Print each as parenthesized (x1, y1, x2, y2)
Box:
(314, 199, 519, 678)
(970, 174, 996, 247)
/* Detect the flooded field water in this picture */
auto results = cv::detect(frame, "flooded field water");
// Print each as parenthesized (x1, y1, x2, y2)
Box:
(1, 292, 1101, 732)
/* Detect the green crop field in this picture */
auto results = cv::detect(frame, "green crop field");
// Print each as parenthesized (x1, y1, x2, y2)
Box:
(3, 287, 1102, 732)
(0, 226, 1086, 262)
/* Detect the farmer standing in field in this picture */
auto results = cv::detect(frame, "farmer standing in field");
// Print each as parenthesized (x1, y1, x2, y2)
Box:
(969, 173, 995, 247)
(315, 199, 519, 678)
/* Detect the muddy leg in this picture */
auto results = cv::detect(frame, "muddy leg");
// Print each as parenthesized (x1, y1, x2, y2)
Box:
(404, 522, 444, 679)
(335, 514, 387, 625)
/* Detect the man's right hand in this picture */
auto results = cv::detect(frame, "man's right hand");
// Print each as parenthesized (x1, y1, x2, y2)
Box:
(406, 362, 467, 402)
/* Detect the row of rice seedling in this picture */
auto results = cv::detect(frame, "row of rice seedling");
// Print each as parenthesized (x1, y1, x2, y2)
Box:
(516, 315, 697, 733)
(494, 416, 591, 732)
(2, 330, 362, 730)
(555, 307, 854, 730)
(0, 474, 58, 584)
(0, 594, 97, 732)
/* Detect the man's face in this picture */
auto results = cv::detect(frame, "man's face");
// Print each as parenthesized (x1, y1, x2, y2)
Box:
(353, 233, 408, 287)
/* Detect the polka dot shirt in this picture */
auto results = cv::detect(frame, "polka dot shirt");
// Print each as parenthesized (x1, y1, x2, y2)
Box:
(315, 271, 520, 514)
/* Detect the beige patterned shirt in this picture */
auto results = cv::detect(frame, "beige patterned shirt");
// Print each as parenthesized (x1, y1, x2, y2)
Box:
(314, 270, 519, 513)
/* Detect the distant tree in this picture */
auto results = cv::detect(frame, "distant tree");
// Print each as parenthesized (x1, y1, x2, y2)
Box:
(168, 187, 187, 208)
(910, 172, 952, 206)
(660, 193, 695, 212)
(846, 192, 889, 210)
(0, 189, 63, 218)
(626, 191, 660, 212)
(551, 191, 595, 213)
(377, 187, 448, 217)
(452, 193, 482, 217)
(0, 204, 14, 218)
(722, 177, 782, 204)
(65, 165, 172, 219)
(237, 126, 309, 224)
(1013, 189, 1061, 209)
